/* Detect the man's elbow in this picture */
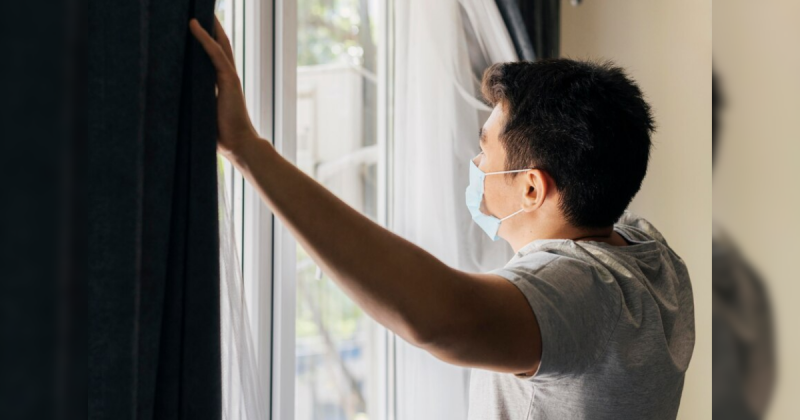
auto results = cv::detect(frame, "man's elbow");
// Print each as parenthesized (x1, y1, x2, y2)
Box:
(402, 319, 440, 349)
(404, 319, 467, 364)
(387, 315, 435, 349)
(408, 329, 463, 367)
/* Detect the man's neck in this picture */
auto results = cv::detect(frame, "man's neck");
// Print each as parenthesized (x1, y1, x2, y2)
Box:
(507, 220, 619, 253)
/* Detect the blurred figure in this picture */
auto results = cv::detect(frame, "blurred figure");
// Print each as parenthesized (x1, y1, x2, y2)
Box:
(712, 72, 776, 419)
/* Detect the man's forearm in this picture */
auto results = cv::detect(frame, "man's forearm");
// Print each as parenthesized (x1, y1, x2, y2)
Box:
(228, 138, 460, 345)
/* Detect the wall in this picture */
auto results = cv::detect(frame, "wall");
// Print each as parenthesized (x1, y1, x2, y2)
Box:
(713, 1, 800, 418)
(560, 1, 712, 418)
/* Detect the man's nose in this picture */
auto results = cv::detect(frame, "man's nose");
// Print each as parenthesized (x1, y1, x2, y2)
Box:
(472, 153, 483, 167)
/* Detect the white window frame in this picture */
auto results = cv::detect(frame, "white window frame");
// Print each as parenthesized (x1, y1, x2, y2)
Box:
(237, 0, 396, 419)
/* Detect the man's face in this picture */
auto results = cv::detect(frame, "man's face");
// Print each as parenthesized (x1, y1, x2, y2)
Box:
(477, 104, 527, 225)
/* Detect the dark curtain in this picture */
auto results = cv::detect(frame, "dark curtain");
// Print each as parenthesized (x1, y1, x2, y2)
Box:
(1, 0, 85, 418)
(494, 0, 536, 61)
(88, 0, 221, 418)
(495, 0, 563, 61)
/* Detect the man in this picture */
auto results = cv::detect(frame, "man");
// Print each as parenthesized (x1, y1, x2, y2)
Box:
(190, 17, 695, 420)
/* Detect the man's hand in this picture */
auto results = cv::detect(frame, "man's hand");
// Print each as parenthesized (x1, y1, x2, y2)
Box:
(189, 17, 260, 159)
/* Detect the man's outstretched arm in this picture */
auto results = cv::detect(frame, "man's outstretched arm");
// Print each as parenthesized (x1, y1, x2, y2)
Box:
(189, 17, 542, 376)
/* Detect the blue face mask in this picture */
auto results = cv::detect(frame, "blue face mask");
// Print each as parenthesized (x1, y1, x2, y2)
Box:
(465, 153, 534, 241)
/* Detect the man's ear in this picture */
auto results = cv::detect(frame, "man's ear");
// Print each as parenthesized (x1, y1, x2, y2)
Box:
(521, 169, 546, 211)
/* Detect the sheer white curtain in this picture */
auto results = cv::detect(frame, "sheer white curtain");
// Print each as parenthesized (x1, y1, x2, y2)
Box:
(214, 0, 268, 417)
(392, 0, 519, 419)
(218, 164, 267, 420)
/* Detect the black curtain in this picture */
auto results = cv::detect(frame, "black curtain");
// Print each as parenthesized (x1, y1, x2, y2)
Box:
(495, 0, 563, 61)
(1, 0, 85, 418)
(88, 0, 221, 418)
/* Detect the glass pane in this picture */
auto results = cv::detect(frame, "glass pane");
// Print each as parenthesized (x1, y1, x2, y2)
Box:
(295, 0, 383, 419)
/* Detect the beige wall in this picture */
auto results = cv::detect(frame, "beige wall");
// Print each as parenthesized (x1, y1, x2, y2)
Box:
(713, 1, 800, 419)
(560, 1, 712, 419)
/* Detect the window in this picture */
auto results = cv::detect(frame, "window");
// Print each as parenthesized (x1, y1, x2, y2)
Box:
(223, 0, 393, 418)
(294, 1, 389, 419)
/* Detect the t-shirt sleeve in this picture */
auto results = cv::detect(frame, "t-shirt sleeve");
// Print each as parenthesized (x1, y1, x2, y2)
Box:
(489, 252, 622, 381)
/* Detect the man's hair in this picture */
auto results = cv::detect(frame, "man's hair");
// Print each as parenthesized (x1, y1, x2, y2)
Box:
(481, 58, 655, 228)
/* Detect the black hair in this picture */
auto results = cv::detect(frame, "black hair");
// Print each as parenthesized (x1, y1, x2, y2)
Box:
(481, 58, 655, 228)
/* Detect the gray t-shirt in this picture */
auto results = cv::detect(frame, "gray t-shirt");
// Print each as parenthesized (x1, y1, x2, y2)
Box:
(467, 210, 695, 420)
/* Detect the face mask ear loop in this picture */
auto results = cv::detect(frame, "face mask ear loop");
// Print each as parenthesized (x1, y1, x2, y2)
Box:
(484, 168, 533, 176)
(499, 207, 525, 222)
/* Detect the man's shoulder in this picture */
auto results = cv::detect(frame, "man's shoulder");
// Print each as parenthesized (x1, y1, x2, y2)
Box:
(615, 210, 669, 245)
(492, 210, 677, 277)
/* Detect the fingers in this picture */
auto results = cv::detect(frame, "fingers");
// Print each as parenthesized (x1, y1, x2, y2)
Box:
(213, 16, 236, 67)
(189, 18, 234, 76)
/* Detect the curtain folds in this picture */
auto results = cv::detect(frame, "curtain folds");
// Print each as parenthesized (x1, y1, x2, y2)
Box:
(494, 0, 565, 62)
(88, 0, 221, 418)
(494, 0, 536, 61)
(217, 161, 267, 420)
(519, 0, 562, 60)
